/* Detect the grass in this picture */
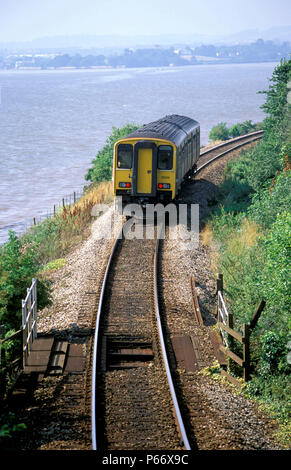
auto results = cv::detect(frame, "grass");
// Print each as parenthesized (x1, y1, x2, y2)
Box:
(22, 181, 113, 265)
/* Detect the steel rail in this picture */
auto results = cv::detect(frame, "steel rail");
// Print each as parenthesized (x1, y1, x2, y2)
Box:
(91, 227, 122, 451)
(91, 221, 191, 450)
(199, 130, 263, 158)
(197, 133, 263, 174)
(153, 223, 191, 450)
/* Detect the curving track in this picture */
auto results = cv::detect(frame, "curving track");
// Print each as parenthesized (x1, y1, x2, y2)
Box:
(90, 131, 263, 451)
(198, 130, 263, 171)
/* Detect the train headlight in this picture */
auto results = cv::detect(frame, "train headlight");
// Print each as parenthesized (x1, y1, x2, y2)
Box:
(158, 183, 171, 189)
(119, 182, 131, 188)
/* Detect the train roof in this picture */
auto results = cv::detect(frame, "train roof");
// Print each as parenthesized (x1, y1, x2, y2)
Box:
(124, 114, 200, 147)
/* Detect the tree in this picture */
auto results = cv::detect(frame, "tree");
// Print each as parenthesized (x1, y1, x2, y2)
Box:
(229, 120, 256, 138)
(85, 123, 139, 184)
(208, 122, 229, 141)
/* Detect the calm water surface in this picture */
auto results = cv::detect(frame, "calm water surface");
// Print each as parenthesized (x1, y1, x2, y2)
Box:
(0, 62, 277, 243)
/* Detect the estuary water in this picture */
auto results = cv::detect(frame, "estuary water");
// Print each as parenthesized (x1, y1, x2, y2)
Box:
(0, 62, 278, 243)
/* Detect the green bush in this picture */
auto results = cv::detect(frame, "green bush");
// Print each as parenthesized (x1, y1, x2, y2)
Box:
(206, 59, 291, 430)
(208, 122, 229, 141)
(0, 412, 26, 445)
(246, 374, 291, 425)
(260, 211, 291, 318)
(249, 172, 291, 228)
(85, 123, 139, 183)
(209, 119, 259, 142)
(0, 231, 49, 331)
(228, 120, 257, 137)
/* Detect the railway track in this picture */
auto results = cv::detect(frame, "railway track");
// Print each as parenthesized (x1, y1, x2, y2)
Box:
(5, 130, 270, 451)
(90, 130, 263, 451)
(91, 221, 190, 450)
(198, 130, 263, 171)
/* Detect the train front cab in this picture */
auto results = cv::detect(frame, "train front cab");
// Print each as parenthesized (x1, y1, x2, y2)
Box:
(114, 139, 176, 205)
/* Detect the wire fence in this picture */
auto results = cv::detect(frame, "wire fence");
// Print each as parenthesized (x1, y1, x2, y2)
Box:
(14, 189, 84, 239)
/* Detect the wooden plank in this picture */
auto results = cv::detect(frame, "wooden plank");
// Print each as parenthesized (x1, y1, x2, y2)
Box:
(64, 355, 85, 373)
(219, 345, 244, 367)
(68, 344, 84, 356)
(52, 341, 68, 354)
(30, 336, 54, 351)
(190, 335, 206, 368)
(26, 350, 50, 366)
(172, 336, 198, 372)
(217, 322, 243, 343)
(48, 352, 66, 369)
(190, 277, 204, 325)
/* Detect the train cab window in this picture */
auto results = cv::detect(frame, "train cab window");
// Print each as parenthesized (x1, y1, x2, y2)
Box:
(158, 145, 173, 170)
(117, 144, 133, 169)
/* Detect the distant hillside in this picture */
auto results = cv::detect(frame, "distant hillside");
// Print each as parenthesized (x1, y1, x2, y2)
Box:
(1, 26, 290, 52)
(1, 39, 289, 70)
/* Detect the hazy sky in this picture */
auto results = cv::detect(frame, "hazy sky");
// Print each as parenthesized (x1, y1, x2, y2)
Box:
(0, 0, 290, 42)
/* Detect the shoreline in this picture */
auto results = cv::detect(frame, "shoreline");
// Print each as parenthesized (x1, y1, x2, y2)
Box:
(0, 59, 281, 73)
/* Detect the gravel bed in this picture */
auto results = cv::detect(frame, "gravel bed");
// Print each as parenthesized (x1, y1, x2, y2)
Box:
(37, 206, 116, 336)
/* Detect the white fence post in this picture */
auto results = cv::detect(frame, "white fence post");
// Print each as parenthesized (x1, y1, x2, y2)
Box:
(217, 290, 229, 346)
(22, 278, 37, 367)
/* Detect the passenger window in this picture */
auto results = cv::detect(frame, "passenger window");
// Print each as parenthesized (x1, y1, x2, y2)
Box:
(158, 145, 173, 170)
(117, 144, 133, 169)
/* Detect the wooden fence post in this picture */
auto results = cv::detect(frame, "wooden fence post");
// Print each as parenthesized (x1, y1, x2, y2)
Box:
(216, 274, 223, 317)
(227, 312, 234, 351)
(249, 300, 266, 331)
(243, 323, 250, 381)
(216, 273, 223, 294)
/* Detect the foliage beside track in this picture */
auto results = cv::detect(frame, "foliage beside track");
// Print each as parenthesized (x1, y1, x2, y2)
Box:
(205, 58, 291, 441)
(85, 123, 139, 184)
(208, 120, 261, 142)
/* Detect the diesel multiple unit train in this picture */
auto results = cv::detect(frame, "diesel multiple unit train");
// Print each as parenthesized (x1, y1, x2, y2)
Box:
(113, 115, 200, 205)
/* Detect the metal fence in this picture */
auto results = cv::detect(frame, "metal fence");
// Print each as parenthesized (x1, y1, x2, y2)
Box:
(0, 278, 39, 400)
(15, 189, 84, 239)
(217, 290, 229, 346)
(22, 278, 37, 367)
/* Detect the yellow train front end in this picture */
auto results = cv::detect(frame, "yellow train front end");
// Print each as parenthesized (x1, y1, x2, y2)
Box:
(113, 138, 176, 206)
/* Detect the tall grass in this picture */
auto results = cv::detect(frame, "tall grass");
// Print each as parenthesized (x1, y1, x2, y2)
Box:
(22, 181, 113, 265)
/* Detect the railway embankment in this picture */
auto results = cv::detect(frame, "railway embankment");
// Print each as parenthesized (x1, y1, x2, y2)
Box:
(196, 59, 291, 447)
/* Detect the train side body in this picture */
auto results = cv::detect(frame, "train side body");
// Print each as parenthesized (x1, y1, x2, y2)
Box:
(113, 115, 200, 205)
